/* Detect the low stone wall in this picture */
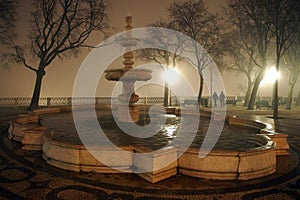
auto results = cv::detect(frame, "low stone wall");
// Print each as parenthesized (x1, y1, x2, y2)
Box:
(179, 149, 240, 180)
(43, 133, 178, 183)
(228, 116, 289, 155)
(43, 132, 133, 173)
(178, 135, 276, 181)
(267, 133, 289, 156)
(8, 120, 38, 142)
(15, 114, 39, 124)
(8, 114, 47, 150)
(133, 146, 178, 183)
(238, 146, 276, 180)
(32, 107, 61, 115)
(227, 116, 266, 130)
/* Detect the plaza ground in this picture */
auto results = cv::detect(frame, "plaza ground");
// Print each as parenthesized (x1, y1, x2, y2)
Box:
(0, 105, 300, 199)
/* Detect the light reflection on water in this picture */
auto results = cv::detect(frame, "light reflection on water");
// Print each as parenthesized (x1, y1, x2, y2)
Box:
(159, 114, 178, 139)
(41, 111, 261, 151)
(163, 125, 177, 139)
(98, 113, 260, 151)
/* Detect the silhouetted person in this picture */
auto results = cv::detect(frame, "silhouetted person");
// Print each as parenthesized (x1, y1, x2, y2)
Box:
(220, 91, 225, 108)
(212, 92, 218, 107)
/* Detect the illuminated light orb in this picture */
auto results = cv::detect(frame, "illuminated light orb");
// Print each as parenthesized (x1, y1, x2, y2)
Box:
(263, 67, 280, 83)
(163, 68, 179, 84)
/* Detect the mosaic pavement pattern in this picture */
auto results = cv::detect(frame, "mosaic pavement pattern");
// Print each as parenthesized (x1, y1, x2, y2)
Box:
(0, 110, 300, 199)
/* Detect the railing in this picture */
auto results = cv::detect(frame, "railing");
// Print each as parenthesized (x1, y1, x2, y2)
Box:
(0, 96, 181, 107)
(0, 97, 163, 107)
(0, 96, 292, 108)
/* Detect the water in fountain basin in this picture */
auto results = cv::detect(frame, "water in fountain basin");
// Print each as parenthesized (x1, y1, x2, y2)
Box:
(41, 110, 261, 151)
(97, 110, 260, 151)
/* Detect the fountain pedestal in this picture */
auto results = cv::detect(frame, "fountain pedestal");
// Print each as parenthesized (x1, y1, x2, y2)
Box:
(117, 104, 139, 123)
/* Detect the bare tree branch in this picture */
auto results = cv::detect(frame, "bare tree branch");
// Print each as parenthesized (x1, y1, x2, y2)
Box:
(3, 0, 110, 110)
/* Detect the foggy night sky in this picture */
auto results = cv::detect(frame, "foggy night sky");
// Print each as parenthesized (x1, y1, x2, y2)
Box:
(0, 0, 296, 98)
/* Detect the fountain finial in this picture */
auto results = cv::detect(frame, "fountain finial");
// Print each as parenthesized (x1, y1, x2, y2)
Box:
(123, 16, 134, 70)
(125, 16, 132, 31)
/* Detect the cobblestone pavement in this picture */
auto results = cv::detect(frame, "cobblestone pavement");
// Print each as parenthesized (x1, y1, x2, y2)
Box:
(0, 107, 300, 199)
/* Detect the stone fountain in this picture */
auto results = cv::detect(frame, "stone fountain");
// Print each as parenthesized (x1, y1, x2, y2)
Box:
(105, 16, 152, 123)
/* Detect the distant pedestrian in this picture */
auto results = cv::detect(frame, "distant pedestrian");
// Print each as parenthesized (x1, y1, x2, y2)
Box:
(212, 92, 218, 107)
(220, 91, 225, 108)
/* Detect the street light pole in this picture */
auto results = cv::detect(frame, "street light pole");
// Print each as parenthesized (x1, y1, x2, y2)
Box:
(169, 82, 172, 106)
(210, 66, 213, 108)
(164, 68, 179, 107)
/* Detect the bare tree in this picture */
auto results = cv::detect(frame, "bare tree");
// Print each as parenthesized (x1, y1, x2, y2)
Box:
(167, 0, 223, 106)
(222, 31, 260, 106)
(227, 0, 273, 110)
(136, 22, 182, 107)
(265, 0, 300, 118)
(296, 90, 300, 106)
(283, 32, 300, 110)
(3, 0, 109, 110)
(0, 0, 18, 44)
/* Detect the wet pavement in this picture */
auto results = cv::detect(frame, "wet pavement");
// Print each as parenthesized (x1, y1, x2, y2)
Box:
(1, 106, 300, 199)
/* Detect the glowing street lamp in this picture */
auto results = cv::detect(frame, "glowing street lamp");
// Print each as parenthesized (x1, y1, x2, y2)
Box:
(164, 68, 179, 85)
(260, 67, 280, 106)
(263, 67, 280, 83)
(163, 68, 179, 106)
(258, 67, 280, 99)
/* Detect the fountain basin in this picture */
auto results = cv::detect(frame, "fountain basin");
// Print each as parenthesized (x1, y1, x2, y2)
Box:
(7, 106, 283, 183)
(41, 126, 275, 182)
(36, 107, 279, 182)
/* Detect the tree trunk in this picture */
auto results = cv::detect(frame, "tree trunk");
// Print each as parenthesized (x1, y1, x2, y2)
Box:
(285, 79, 296, 110)
(285, 74, 297, 110)
(243, 78, 253, 106)
(285, 72, 298, 110)
(163, 81, 169, 107)
(273, 79, 279, 118)
(198, 75, 204, 106)
(247, 71, 264, 110)
(273, 58, 280, 119)
(296, 90, 300, 106)
(28, 70, 45, 110)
